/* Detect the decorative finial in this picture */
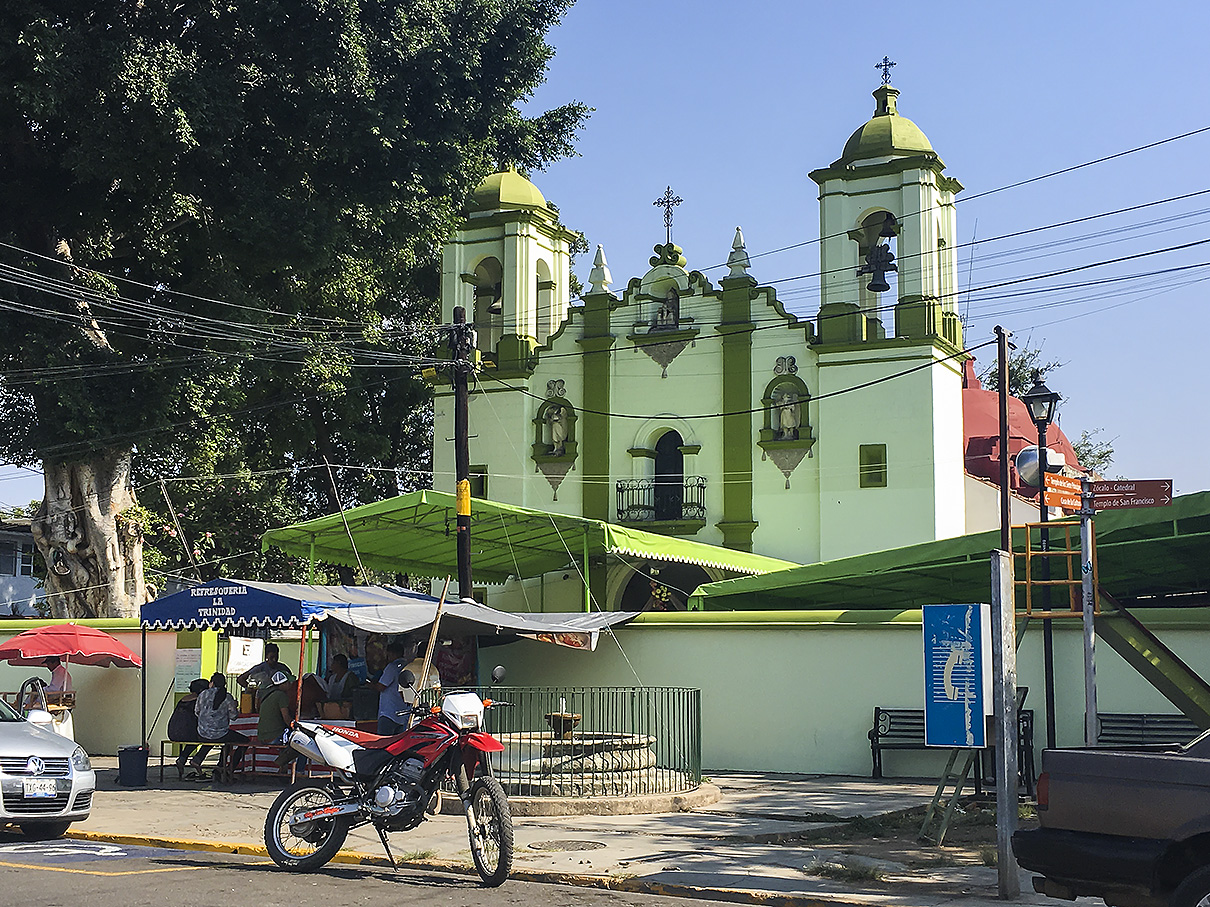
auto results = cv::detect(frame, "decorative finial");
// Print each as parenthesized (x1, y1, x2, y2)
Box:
(652, 186, 683, 244)
(875, 56, 896, 85)
(727, 227, 751, 279)
(587, 244, 613, 295)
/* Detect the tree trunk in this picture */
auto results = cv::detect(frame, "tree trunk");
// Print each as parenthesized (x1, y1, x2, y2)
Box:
(30, 448, 148, 618)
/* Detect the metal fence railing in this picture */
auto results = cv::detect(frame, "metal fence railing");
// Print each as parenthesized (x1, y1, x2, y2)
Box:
(616, 477, 707, 523)
(433, 686, 701, 798)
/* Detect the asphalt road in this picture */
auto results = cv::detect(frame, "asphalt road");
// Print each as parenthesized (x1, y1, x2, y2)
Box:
(0, 836, 739, 907)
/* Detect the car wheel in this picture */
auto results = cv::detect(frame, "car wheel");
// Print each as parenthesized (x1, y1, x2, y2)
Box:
(1172, 866, 1210, 907)
(19, 821, 72, 840)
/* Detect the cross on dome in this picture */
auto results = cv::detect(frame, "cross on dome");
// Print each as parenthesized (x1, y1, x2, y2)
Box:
(875, 56, 896, 85)
(652, 186, 683, 244)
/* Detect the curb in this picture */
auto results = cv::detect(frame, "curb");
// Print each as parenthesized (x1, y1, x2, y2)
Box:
(65, 829, 872, 907)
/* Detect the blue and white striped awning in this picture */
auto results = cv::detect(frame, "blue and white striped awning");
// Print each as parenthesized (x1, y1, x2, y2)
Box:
(139, 580, 438, 631)
(139, 579, 635, 650)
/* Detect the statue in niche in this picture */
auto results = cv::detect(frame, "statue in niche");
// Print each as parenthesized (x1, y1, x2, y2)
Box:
(775, 391, 801, 441)
(650, 287, 680, 332)
(545, 404, 569, 456)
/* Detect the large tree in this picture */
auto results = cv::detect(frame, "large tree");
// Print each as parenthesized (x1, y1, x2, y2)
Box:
(0, 1, 587, 616)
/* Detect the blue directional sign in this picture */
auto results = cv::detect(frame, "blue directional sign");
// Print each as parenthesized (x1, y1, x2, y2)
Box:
(923, 603, 992, 748)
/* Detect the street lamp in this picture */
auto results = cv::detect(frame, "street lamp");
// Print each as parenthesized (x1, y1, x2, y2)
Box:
(1022, 370, 1061, 749)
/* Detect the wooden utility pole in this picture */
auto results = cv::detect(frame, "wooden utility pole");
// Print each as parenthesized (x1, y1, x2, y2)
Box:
(450, 306, 474, 600)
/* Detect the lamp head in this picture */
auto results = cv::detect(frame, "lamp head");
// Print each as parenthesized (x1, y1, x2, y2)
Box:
(1021, 370, 1060, 426)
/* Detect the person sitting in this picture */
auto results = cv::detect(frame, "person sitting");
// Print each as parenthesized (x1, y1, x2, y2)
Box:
(168, 678, 210, 780)
(191, 673, 248, 781)
(43, 656, 72, 692)
(322, 653, 359, 701)
(257, 671, 301, 774)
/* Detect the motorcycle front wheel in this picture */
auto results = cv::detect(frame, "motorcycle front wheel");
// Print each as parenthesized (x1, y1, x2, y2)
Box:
(264, 780, 351, 871)
(467, 776, 513, 886)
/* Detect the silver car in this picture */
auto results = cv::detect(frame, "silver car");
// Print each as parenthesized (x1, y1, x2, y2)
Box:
(0, 697, 94, 838)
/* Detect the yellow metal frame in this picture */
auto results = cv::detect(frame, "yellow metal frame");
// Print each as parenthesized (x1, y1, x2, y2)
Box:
(1012, 519, 1098, 619)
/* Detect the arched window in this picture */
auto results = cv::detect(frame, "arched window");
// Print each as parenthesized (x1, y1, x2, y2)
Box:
(472, 257, 503, 357)
(535, 259, 555, 345)
(653, 430, 684, 521)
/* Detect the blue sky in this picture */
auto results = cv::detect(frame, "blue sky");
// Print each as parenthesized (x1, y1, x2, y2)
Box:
(3, 0, 1209, 509)
(513, 0, 1210, 496)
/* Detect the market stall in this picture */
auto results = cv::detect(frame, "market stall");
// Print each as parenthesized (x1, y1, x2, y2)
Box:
(140, 578, 636, 774)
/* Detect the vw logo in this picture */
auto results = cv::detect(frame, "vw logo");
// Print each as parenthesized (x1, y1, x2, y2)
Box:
(25, 756, 45, 776)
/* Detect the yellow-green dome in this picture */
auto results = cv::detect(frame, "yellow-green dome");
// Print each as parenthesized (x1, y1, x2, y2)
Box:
(835, 85, 935, 167)
(468, 169, 548, 213)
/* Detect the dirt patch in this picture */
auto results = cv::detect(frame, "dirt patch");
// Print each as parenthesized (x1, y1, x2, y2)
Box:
(794, 797, 1039, 875)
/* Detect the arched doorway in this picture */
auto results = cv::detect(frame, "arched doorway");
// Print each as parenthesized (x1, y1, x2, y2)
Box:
(653, 430, 684, 521)
(619, 562, 711, 612)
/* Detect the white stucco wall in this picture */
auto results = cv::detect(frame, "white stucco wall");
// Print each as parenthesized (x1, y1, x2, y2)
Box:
(480, 613, 1210, 777)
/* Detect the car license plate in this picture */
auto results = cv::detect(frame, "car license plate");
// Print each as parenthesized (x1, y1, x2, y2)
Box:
(23, 779, 57, 798)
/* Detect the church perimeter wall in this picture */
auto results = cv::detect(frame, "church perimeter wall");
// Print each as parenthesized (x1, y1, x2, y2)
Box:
(480, 612, 1210, 776)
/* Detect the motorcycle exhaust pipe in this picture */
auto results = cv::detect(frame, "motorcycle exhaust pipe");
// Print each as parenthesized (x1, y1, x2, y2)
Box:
(284, 727, 325, 764)
(288, 800, 362, 828)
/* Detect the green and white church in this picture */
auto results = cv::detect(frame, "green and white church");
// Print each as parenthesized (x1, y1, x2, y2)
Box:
(430, 79, 1037, 613)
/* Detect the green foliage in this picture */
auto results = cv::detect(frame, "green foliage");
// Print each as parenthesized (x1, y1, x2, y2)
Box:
(978, 338, 1115, 473)
(1072, 427, 1115, 474)
(977, 337, 1063, 397)
(0, 1, 587, 582)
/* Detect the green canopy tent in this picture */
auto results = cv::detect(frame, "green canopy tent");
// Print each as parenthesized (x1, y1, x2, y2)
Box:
(689, 490, 1210, 613)
(262, 490, 796, 610)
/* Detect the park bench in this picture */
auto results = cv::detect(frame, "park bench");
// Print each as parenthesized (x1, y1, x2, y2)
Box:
(868, 706, 1036, 794)
(159, 740, 295, 781)
(1095, 712, 1203, 747)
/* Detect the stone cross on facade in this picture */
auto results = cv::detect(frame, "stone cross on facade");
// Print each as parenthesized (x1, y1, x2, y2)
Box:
(653, 186, 683, 244)
(876, 56, 896, 85)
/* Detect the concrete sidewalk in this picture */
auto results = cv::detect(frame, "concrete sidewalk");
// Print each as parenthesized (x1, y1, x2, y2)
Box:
(69, 759, 1054, 907)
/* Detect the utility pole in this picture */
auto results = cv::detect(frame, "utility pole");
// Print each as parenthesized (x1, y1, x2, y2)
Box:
(991, 326, 1019, 900)
(450, 306, 474, 601)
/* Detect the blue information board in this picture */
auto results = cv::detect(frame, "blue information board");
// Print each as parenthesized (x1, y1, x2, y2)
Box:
(922, 603, 991, 748)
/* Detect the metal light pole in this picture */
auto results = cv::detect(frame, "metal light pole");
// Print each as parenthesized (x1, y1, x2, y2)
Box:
(1022, 371, 1060, 749)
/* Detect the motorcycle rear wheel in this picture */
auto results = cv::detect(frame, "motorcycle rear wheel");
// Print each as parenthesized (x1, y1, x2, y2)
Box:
(264, 780, 351, 871)
(467, 776, 513, 886)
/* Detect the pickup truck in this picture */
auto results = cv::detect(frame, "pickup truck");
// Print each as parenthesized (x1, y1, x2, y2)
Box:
(1013, 734, 1210, 907)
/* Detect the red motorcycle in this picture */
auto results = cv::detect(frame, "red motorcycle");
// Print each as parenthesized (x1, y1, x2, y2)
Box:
(263, 675, 512, 886)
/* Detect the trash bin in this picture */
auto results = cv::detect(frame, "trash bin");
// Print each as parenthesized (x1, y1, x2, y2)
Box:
(117, 744, 148, 787)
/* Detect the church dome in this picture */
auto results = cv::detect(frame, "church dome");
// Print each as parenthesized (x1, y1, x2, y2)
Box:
(834, 85, 936, 167)
(468, 169, 549, 213)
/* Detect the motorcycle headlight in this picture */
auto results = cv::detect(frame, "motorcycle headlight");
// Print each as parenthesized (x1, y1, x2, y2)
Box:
(70, 746, 91, 772)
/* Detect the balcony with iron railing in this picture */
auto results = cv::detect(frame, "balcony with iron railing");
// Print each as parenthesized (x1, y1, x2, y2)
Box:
(615, 477, 707, 534)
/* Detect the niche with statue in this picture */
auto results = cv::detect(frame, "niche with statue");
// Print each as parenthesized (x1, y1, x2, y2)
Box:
(531, 380, 579, 499)
(758, 358, 816, 488)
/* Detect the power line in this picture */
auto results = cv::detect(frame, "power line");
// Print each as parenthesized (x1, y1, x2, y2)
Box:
(477, 338, 996, 421)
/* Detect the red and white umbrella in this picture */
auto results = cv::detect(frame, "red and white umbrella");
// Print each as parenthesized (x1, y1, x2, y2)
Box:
(0, 623, 142, 668)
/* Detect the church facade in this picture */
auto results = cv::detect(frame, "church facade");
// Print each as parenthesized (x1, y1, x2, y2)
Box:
(430, 80, 1043, 611)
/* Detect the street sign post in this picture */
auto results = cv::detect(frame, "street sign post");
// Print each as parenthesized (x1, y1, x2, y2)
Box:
(1043, 473, 1081, 509)
(1089, 479, 1173, 510)
(1043, 475, 1172, 512)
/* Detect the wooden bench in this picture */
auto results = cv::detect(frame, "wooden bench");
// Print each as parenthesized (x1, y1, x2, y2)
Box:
(158, 740, 235, 781)
(868, 706, 1036, 794)
(1095, 712, 1203, 747)
(159, 740, 299, 781)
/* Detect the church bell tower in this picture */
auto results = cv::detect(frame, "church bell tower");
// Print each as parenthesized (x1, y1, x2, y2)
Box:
(441, 169, 579, 373)
(809, 70, 964, 348)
